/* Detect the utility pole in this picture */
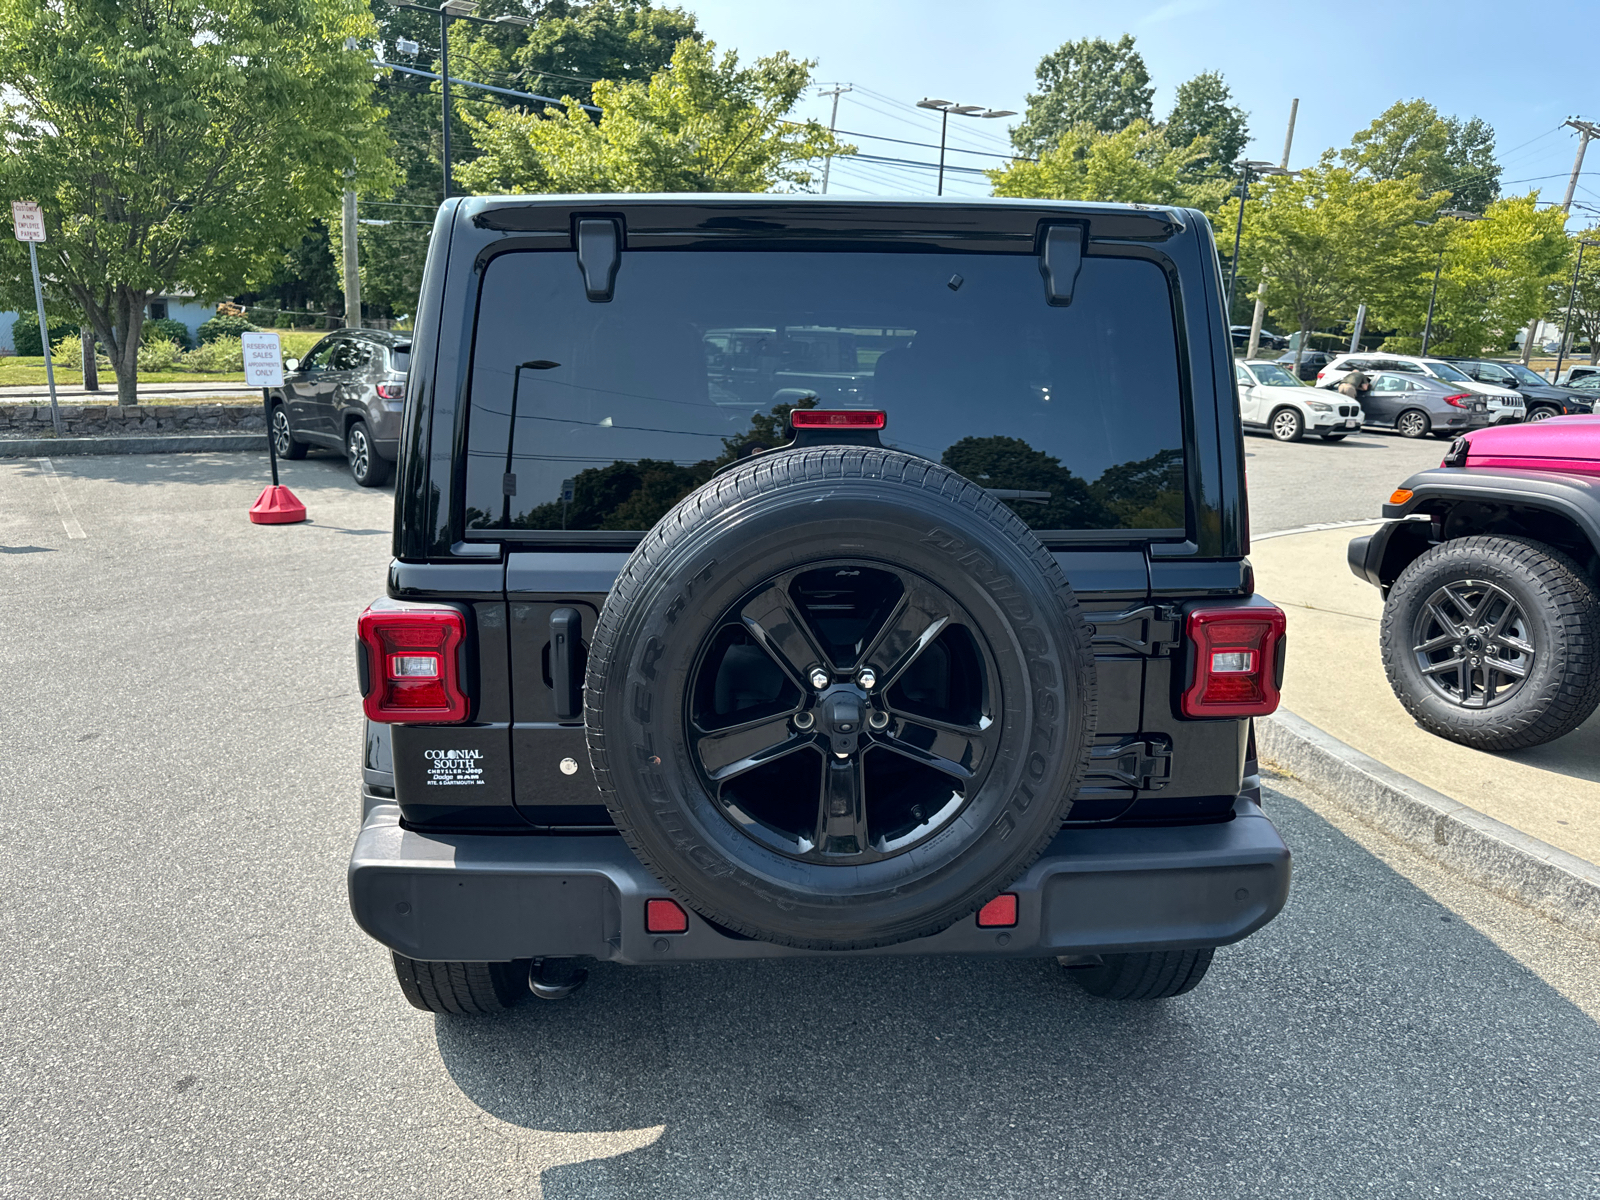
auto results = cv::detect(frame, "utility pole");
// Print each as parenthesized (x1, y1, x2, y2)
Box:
(342, 180, 362, 329)
(817, 84, 851, 195)
(1523, 117, 1599, 365)
(1246, 99, 1297, 361)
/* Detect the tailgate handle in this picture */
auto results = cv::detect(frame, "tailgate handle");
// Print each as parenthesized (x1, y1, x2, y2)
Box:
(550, 608, 583, 720)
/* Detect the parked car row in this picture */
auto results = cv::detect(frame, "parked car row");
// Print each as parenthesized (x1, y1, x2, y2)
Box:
(1236, 355, 1492, 443)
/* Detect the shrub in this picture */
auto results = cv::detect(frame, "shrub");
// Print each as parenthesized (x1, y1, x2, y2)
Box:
(142, 317, 193, 350)
(197, 313, 257, 344)
(177, 337, 244, 373)
(136, 337, 181, 372)
(275, 311, 297, 329)
(13, 320, 78, 357)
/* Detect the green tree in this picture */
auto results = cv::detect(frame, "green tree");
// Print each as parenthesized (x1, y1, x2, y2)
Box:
(1011, 34, 1153, 156)
(513, 0, 698, 104)
(1229, 166, 1445, 369)
(1387, 195, 1568, 357)
(1164, 71, 1249, 176)
(1338, 99, 1500, 213)
(989, 119, 1229, 213)
(0, 0, 391, 402)
(456, 39, 848, 195)
(1553, 228, 1600, 364)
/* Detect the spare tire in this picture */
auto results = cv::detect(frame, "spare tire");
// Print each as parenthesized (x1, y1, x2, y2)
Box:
(585, 446, 1097, 950)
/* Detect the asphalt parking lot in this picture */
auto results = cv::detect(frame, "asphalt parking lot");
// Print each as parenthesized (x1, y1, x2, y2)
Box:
(3, 448, 1599, 1199)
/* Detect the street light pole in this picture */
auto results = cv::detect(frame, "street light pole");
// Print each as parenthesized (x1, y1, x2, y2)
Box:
(1555, 240, 1598, 384)
(1225, 160, 1280, 317)
(385, 1, 532, 201)
(917, 99, 1016, 197)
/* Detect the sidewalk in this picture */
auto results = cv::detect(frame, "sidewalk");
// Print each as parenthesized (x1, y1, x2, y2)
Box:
(1253, 523, 1600, 866)
(0, 381, 255, 402)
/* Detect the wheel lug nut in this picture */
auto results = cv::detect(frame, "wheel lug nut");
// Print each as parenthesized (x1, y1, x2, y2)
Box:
(868, 710, 889, 730)
(858, 668, 877, 690)
(793, 711, 815, 730)
(809, 669, 828, 690)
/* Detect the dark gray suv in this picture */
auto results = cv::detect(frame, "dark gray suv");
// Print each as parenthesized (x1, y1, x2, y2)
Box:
(267, 329, 410, 486)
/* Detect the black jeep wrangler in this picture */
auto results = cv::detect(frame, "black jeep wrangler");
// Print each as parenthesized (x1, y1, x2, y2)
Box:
(349, 196, 1291, 1011)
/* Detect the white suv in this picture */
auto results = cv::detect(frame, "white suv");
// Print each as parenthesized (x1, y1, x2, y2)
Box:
(1317, 353, 1524, 423)
(1235, 359, 1364, 441)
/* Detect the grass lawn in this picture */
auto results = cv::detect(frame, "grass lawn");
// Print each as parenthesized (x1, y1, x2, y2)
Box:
(0, 331, 360, 388)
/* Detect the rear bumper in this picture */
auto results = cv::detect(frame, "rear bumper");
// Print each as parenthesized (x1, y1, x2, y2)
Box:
(348, 796, 1291, 964)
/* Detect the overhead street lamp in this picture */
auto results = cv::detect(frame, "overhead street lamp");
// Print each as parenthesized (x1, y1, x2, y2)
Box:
(385, 0, 532, 200)
(1555, 239, 1600, 384)
(1224, 160, 1286, 317)
(916, 98, 1016, 196)
(1415, 209, 1483, 356)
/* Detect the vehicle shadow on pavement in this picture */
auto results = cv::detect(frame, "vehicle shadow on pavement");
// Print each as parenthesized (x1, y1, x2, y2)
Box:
(1493, 707, 1600, 785)
(432, 793, 1600, 1199)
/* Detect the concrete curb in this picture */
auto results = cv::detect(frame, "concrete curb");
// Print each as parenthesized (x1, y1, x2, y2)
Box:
(0, 434, 265, 457)
(1259, 709, 1600, 940)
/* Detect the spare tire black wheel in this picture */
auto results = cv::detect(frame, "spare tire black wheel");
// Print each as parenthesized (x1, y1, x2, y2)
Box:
(585, 447, 1098, 951)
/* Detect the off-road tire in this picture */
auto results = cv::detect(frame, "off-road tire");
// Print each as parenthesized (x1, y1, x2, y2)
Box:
(585, 446, 1098, 951)
(270, 404, 308, 460)
(391, 953, 529, 1013)
(347, 419, 392, 487)
(1067, 949, 1214, 999)
(1381, 536, 1600, 750)
(1269, 407, 1304, 442)
(1396, 409, 1431, 439)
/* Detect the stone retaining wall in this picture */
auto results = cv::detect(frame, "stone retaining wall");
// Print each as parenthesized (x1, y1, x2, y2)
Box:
(0, 402, 264, 437)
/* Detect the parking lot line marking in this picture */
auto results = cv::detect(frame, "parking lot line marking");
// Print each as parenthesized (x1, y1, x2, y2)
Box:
(35, 458, 87, 540)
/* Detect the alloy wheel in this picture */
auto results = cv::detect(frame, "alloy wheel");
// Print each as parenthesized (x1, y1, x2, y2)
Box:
(1271, 410, 1301, 441)
(1527, 407, 1555, 422)
(1397, 411, 1428, 438)
(687, 561, 1000, 865)
(347, 426, 370, 479)
(1410, 579, 1534, 709)
(272, 409, 294, 457)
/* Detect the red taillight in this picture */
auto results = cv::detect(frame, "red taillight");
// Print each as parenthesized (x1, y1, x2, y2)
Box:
(645, 899, 688, 933)
(357, 605, 469, 723)
(1315, 371, 1326, 382)
(376, 381, 405, 401)
(790, 409, 887, 430)
(976, 893, 1018, 928)
(1443, 393, 1474, 408)
(1181, 605, 1287, 718)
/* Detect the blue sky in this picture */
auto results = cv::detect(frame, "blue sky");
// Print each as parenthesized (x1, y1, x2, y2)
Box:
(680, 0, 1600, 225)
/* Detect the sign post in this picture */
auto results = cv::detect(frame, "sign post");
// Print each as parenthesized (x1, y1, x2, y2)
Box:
(242, 331, 306, 524)
(11, 201, 61, 437)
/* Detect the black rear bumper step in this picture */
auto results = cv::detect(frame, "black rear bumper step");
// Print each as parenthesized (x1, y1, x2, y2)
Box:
(349, 798, 1290, 964)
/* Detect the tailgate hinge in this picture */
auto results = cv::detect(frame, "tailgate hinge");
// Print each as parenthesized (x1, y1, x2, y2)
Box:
(1087, 604, 1181, 657)
(1086, 735, 1173, 792)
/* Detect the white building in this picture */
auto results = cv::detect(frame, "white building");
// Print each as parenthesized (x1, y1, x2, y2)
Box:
(0, 292, 215, 354)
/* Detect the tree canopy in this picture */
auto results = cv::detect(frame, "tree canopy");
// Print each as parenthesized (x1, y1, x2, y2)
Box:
(0, 0, 391, 401)
(1337, 99, 1501, 213)
(1164, 71, 1249, 176)
(989, 119, 1229, 213)
(455, 38, 848, 195)
(1228, 167, 1445, 363)
(1011, 34, 1154, 157)
(1551, 229, 1600, 365)
(512, 0, 698, 104)
(1394, 196, 1569, 357)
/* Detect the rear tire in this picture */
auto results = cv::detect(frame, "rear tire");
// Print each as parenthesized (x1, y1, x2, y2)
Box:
(391, 953, 530, 1013)
(1066, 949, 1215, 999)
(347, 419, 393, 487)
(1396, 409, 1431, 438)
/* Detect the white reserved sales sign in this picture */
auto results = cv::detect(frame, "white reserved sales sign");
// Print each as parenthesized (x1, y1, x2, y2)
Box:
(241, 331, 285, 388)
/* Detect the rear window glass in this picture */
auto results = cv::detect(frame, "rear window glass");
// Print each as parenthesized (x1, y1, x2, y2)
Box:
(463, 249, 1187, 537)
(390, 345, 410, 373)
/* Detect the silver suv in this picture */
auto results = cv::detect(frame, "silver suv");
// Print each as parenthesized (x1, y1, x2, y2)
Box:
(267, 330, 410, 486)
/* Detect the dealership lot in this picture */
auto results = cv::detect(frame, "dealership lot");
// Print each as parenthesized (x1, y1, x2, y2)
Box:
(3, 447, 1598, 1199)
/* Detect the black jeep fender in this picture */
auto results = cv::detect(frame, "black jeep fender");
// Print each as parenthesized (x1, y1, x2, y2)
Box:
(1348, 467, 1600, 594)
